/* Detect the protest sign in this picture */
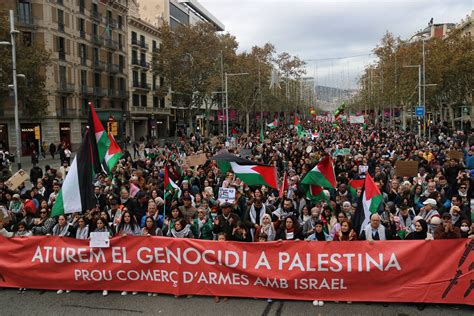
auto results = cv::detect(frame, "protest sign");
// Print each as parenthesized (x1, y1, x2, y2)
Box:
(447, 150, 464, 161)
(218, 187, 236, 204)
(395, 161, 419, 177)
(183, 153, 208, 167)
(5, 169, 28, 191)
(89, 232, 110, 248)
(0, 237, 471, 305)
(334, 148, 351, 156)
(349, 115, 365, 124)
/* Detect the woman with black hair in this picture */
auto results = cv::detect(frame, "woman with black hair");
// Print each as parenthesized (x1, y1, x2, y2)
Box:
(169, 218, 194, 239)
(116, 211, 141, 237)
(142, 216, 163, 236)
(275, 215, 304, 240)
(75, 216, 89, 240)
(162, 207, 183, 236)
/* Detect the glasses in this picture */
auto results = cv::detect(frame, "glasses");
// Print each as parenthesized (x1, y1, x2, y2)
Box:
(460, 187, 467, 189)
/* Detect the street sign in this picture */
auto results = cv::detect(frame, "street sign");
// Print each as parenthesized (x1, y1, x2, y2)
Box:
(415, 106, 425, 117)
(34, 126, 40, 140)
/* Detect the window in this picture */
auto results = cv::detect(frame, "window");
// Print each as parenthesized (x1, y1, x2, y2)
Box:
(152, 75, 157, 90)
(61, 96, 68, 116)
(153, 96, 158, 108)
(131, 31, 137, 42)
(93, 47, 99, 63)
(59, 65, 67, 84)
(141, 72, 147, 85)
(22, 32, 32, 46)
(79, 18, 85, 38)
(18, 1, 32, 25)
(132, 50, 138, 64)
(141, 95, 147, 107)
(140, 52, 146, 63)
(170, 3, 189, 25)
(81, 99, 88, 115)
(79, 44, 87, 64)
(79, 0, 85, 13)
(140, 35, 145, 45)
(119, 78, 125, 91)
(108, 75, 114, 91)
(159, 97, 165, 108)
(107, 10, 112, 20)
(94, 72, 101, 88)
(119, 55, 124, 72)
(152, 40, 157, 50)
(133, 94, 139, 107)
(93, 24, 98, 36)
(58, 36, 65, 60)
(80, 70, 87, 87)
(118, 34, 123, 50)
(107, 51, 113, 65)
(58, 9, 64, 32)
(118, 15, 123, 29)
(132, 71, 139, 86)
(92, 3, 98, 13)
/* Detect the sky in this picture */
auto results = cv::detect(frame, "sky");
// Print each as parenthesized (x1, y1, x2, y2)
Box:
(200, 0, 472, 90)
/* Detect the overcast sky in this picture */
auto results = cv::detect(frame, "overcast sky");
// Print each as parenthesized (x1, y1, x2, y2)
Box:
(200, 0, 472, 89)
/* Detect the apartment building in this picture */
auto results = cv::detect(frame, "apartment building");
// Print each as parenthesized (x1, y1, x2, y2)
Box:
(0, 0, 129, 155)
(127, 2, 171, 140)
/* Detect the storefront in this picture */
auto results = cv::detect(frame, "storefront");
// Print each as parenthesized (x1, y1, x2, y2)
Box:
(20, 123, 41, 156)
(59, 123, 71, 146)
(0, 124, 8, 151)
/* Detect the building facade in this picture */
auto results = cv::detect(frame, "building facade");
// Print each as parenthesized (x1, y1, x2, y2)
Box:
(127, 3, 171, 140)
(1, 0, 129, 155)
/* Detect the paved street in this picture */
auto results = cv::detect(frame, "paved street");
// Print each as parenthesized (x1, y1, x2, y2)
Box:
(0, 288, 471, 316)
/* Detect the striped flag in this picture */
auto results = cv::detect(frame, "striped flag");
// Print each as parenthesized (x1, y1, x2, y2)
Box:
(51, 128, 95, 216)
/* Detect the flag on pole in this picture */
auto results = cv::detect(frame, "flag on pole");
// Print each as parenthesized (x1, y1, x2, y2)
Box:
(260, 127, 264, 143)
(164, 165, 181, 199)
(213, 151, 278, 189)
(51, 128, 95, 217)
(279, 172, 288, 198)
(266, 119, 278, 129)
(352, 174, 383, 234)
(105, 133, 122, 171)
(301, 155, 337, 189)
(88, 102, 110, 174)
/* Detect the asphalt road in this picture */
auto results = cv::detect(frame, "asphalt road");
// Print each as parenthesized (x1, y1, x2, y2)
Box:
(0, 288, 471, 316)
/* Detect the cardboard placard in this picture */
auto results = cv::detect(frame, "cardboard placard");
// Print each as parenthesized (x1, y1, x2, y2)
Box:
(211, 137, 220, 145)
(447, 150, 464, 161)
(5, 169, 28, 191)
(395, 160, 419, 177)
(89, 232, 110, 248)
(183, 153, 207, 167)
(218, 187, 236, 204)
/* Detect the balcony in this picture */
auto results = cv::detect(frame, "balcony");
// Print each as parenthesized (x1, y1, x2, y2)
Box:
(107, 89, 116, 98)
(104, 38, 118, 50)
(133, 82, 150, 91)
(58, 22, 65, 32)
(130, 106, 170, 115)
(93, 87, 106, 97)
(140, 61, 149, 70)
(91, 11, 101, 22)
(131, 58, 140, 68)
(92, 59, 106, 70)
(91, 34, 103, 46)
(16, 15, 37, 29)
(57, 82, 74, 94)
(117, 91, 128, 99)
(107, 64, 119, 74)
(80, 85, 93, 95)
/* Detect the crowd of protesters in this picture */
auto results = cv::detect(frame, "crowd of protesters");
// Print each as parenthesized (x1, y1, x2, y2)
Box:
(0, 120, 473, 303)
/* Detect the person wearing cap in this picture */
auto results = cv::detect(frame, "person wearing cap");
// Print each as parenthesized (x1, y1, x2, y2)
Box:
(9, 193, 23, 215)
(418, 198, 440, 224)
(434, 212, 461, 239)
(212, 202, 240, 240)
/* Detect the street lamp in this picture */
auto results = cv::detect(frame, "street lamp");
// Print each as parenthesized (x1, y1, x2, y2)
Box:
(225, 72, 249, 139)
(403, 64, 421, 138)
(0, 10, 21, 171)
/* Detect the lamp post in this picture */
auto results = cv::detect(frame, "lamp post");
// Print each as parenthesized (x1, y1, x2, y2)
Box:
(224, 72, 249, 139)
(403, 64, 421, 138)
(0, 10, 21, 170)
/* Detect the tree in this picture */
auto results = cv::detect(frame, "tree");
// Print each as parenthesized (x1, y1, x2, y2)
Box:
(152, 22, 238, 136)
(0, 10, 50, 117)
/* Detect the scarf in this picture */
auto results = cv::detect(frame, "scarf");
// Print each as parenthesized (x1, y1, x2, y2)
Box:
(76, 226, 89, 239)
(364, 224, 386, 241)
(250, 204, 266, 225)
(285, 227, 295, 240)
(314, 230, 326, 241)
(120, 223, 139, 236)
(260, 222, 276, 241)
(171, 224, 191, 238)
(53, 223, 71, 237)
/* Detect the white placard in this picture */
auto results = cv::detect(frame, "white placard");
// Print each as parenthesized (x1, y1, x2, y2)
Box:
(218, 187, 236, 204)
(89, 232, 110, 248)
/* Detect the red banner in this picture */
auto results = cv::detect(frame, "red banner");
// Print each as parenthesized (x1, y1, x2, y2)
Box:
(0, 236, 472, 305)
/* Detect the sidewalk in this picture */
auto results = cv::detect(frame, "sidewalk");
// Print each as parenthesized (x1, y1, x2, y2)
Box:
(14, 153, 75, 173)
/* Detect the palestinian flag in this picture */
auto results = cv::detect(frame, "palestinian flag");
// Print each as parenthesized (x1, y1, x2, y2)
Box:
(164, 165, 181, 199)
(301, 155, 336, 189)
(352, 174, 382, 233)
(294, 115, 300, 126)
(278, 172, 288, 198)
(296, 124, 309, 139)
(51, 128, 95, 217)
(266, 119, 278, 129)
(348, 179, 365, 198)
(105, 133, 122, 171)
(311, 130, 322, 140)
(213, 151, 278, 189)
(88, 102, 110, 174)
(306, 184, 327, 203)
